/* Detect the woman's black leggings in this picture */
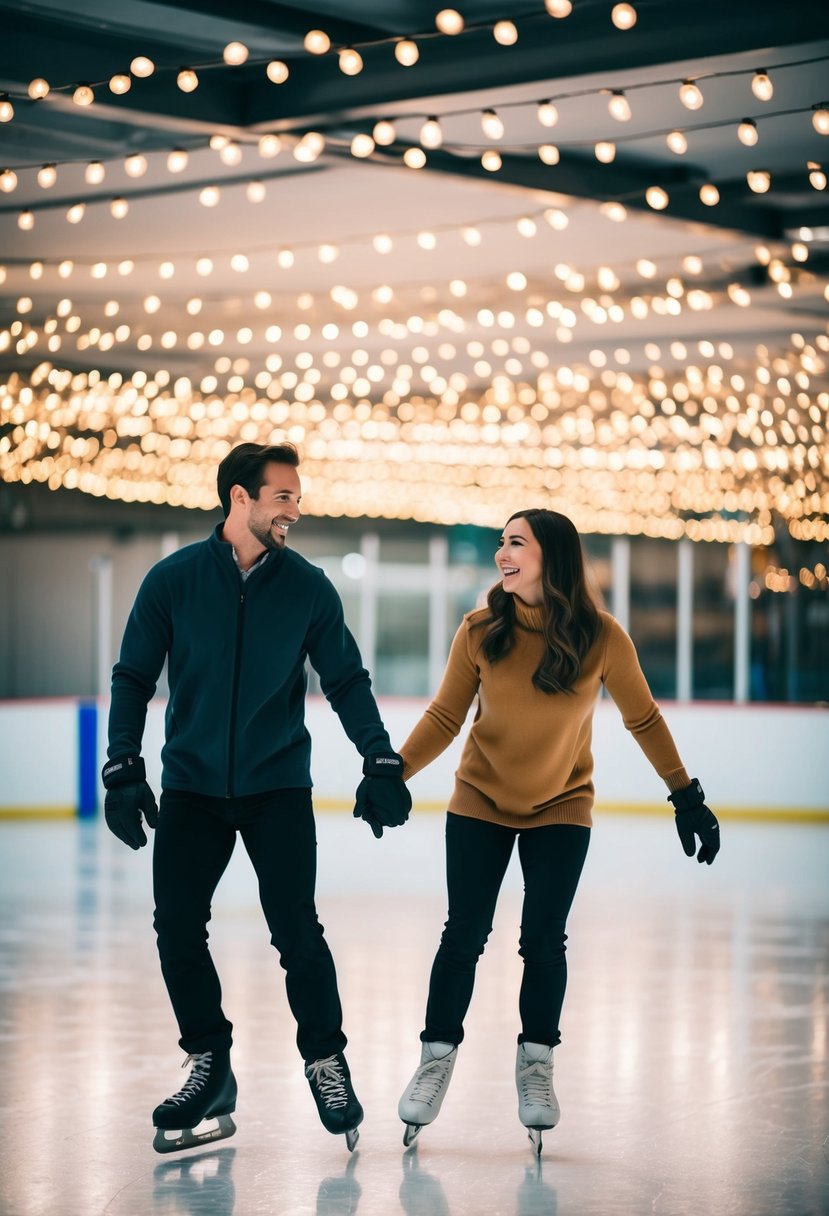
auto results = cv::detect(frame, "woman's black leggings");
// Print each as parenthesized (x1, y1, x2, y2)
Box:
(423, 813, 590, 1047)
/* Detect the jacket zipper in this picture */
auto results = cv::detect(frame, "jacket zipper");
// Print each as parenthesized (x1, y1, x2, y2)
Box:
(226, 586, 246, 797)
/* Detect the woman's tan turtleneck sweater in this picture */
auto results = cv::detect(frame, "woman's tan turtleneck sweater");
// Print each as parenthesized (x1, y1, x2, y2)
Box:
(400, 600, 690, 829)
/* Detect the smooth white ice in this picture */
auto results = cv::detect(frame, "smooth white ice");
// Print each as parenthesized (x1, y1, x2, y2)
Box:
(1, 812, 827, 1216)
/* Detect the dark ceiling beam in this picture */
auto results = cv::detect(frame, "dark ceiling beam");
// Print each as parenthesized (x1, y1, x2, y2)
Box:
(244, 0, 829, 128)
(129, 0, 390, 50)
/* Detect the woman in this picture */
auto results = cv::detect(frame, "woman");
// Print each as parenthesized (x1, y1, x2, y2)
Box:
(396, 510, 720, 1154)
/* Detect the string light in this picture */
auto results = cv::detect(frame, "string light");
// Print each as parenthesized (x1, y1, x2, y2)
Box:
(199, 185, 221, 207)
(373, 120, 397, 145)
(0, 168, 17, 192)
(294, 132, 325, 162)
(481, 150, 502, 171)
(538, 145, 560, 164)
(109, 74, 131, 94)
(747, 170, 771, 193)
(338, 48, 364, 75)
(595, 141, 616, 163)
(679, 80, 703, 110)
(351, 133, 376, 157)
(751, 71, 774, 101)
(66, 203, 86, 224)
(646, 186, 669, 209)
(813, 106, 829, 134)
(537, 100, 559, 127)
(607, 90, 632, 121)
(223, 42, 249, 65)
(167, 149, 189, 173)
(85, 161, 105, 184)
(666, 130, 688, 154)
(435, 9, 464, 35)
(110, 197, 129, 219)
(394, 39, 419, 65)
(611, 3, 637, 29)
(304, 30, 331, 54)
(738, 119, 759, 146)
(699, 183, 720, 205)
(544, 0, 572, 16)
(266, 60, 289, 84)
(177, 69, 198, 92)
(124, 154, 148, 177)
(403, 147, 427, 168)
(28, 78, 50, 99)
(420, 118, 443, 149)
(808, 162, 827, 189)
(73, 84, 94, 106)
(493, 20, 518, 45)
(246, 180, 266, 203)
(481, 109, 505, 140)
(258, 134, 282, 157)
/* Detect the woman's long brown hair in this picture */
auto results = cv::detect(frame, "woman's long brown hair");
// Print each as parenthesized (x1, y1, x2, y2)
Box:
(477, 509, 602, 694)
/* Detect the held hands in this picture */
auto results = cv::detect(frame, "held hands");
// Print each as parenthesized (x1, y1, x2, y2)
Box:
(353, 752, 412, 839)
(668, 778, 721, 865)
(101, 755, 158, 850)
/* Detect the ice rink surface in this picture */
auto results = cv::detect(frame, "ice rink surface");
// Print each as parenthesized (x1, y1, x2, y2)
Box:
(1, 810, 827, 1216)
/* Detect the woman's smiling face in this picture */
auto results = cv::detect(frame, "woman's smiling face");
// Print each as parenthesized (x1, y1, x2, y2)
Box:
(495, 516, 544, 606)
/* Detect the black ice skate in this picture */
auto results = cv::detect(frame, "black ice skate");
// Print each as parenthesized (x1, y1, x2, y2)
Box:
(152, 1049, 238, 1154)
(304, 1052, 363, 1151)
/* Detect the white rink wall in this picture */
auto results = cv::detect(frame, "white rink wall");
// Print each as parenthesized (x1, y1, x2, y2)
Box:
(0, 697, 827, 818)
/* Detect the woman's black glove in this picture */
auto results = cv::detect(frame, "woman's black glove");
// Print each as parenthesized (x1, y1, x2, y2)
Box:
(353, 753, 412, 839)
(668, 778, 720, 865)
(102, 755, 158, 850)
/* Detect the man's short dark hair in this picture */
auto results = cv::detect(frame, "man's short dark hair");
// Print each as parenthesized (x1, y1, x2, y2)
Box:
(217, 442, 299, 516)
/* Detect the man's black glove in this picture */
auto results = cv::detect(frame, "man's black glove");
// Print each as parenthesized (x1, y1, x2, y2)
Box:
(352, 753, 412, 839)
(668, 778, 720, 865)
(101, 755, 158, 850)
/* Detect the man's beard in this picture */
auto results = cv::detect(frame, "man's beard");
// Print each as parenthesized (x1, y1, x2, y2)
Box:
(249, 518, 283, 551)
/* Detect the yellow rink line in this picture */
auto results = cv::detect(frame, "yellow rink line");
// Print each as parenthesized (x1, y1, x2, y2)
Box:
(2, 802, 827, 824)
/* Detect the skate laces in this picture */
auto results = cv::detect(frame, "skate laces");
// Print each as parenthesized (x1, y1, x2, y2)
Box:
(306, 1054, 349, 1110)
(164, 1052, 212, 1107)
(518, 1052, 552, 1106)
(409, 1054, 454, 1105)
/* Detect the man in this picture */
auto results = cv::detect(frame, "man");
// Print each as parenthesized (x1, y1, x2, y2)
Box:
(102, 442, 410, 1154)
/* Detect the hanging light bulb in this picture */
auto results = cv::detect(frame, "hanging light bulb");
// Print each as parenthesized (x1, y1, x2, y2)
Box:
(131, 56, 154, 77)
(373, 119, 396, 145)
(18, 210, 34, 230)
(109, 74, 131, 94)
(394, 39, 419, 65)
(747, 170, 770, 193)
(538, 144, 560, 164)
(679, 80, 703, 110)
(435, 9, 464, 35)
(537, 100, 559, 127)
(304, 29, 331, 53)
(420, 117, 443, 148)
(517, 216, 537, 237)
(124, 154, 148, 177)
(177, 68, 199, 92)
(223, 41, 249, 65)
(738, 119, 758, 146)
(373, 233, 393, 253)
(481, 108, 504, 139)
(0, 168, 17, 191)
(607, 90, 631, 121)
(294, 131, 325, 162)
(110, 197, 129, 218)
(66, 202, 86, 224)
(266, 60, 289, 84)
(85, 161, 105, 184)
(600, 201, 627, 222)
(0, 95, 13, 122)
(199, 185, 221, 207)
(219, 142, 242, 166)
(611, 3, 637, 29)
(258, 134, 282, 158)
(699, 183, 720, 206)
(73, 84, 94, 106)
(791, 241, 809, 262)
(646, 185, 669, 209)
(813, 107, 829, 135)
(544, 0, 572, 16)
(246, 180, 267, 202)
(351, 133, 375, 157)
(167, 148, 189, 173)
(751, 71, 773, 101)
(338, 48, 364, 75)
(481, 150, 502, 171)
(403, 147, 426, 168)
(666, 129, 688, 154)
(808, 161, 827, 190)
(493, 20, 518, 45)
(595, 141, 616, 163)
(28, 78, 50, 99)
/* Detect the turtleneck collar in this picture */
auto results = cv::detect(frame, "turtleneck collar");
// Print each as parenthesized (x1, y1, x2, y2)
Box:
(513, 598, 545, 632)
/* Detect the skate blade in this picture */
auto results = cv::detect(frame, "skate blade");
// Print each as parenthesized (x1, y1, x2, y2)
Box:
(527, 1128, 543, 1156)
(153, 1113, 237, 1155)
(345, 1127, 360, 1152)
(403, 1123, 422, 1147)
